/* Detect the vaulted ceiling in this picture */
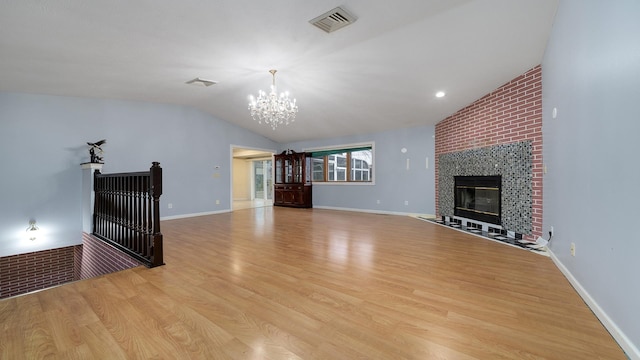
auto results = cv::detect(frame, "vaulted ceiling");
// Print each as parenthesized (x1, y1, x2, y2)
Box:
(0, 0, 558, 143)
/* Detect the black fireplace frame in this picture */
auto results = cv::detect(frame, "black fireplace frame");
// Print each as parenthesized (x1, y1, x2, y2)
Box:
(454, 175, 502, 225)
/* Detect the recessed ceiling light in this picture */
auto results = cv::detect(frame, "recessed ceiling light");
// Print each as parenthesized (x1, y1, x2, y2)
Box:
(435, 91, 446, 98)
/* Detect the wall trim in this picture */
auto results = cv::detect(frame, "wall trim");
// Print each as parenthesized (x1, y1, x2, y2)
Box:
(548, 249, 638, 360)
(313, 205, 433, 218)
(162, 207, 433, 220)
(161, 209, 231, 221)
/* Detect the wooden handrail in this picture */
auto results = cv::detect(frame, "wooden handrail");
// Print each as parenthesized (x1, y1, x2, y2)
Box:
(93, 162, 164, 267)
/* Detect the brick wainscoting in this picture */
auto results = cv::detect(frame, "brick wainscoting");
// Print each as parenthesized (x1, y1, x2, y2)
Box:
(435, 65, 542, 240)
(75, 232, 143, 280)
(0, 246, 76, 299)
(0, 233, 143, 299)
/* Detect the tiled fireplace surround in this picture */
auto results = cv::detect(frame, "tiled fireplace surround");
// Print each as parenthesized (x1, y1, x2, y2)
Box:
(435, 66, 542, 241)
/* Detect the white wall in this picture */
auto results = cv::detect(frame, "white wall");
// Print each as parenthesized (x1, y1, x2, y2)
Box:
(0, 92, 277, 257)
(232, 158, 251, 200)
(284, 125, 435, 215)
(542, 0, 640, 356)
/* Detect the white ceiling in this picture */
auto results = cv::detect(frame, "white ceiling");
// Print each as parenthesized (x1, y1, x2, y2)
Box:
(0, 0, 558, 143)
(232, 148, 274, 160)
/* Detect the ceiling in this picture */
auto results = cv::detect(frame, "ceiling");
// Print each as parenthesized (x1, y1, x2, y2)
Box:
(232, 148, 274, 160)
(0, 0, 558, 144)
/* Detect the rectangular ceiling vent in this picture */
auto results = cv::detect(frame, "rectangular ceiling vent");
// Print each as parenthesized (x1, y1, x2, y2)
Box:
(309, 6, 357, 33)
(186, 77, 217, 87)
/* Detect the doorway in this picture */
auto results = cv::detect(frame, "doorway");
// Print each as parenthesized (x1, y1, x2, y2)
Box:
(232, 147, 275, 210)
(253, 160, 273, 201)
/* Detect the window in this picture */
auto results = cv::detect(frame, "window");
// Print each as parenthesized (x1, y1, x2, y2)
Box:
(328, 153, 347, 181)
(308, 144, 373, 183)
(351, 150, 370, 181)
(312, 158, 324, 182)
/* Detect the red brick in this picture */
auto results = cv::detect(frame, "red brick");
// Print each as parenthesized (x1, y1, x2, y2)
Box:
(435, 66, 543, 238)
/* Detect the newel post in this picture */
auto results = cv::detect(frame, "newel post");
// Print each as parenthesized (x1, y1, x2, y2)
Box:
(149, 162, 164, 267)
(81, 162, 103, 234)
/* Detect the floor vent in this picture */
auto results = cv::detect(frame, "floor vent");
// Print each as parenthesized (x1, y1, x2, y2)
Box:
(309, 6, 357, 33)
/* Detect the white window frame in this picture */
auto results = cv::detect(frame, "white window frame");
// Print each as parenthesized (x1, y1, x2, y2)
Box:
(304, 142, 375, 186)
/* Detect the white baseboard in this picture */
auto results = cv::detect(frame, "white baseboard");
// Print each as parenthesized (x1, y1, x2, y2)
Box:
(161, 209, 231, 221)
(548, 249, 638, 360)
(161, 207, 430, 221)
(313, 205, 434, 218)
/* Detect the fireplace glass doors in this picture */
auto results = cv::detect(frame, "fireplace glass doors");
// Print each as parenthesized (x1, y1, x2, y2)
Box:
(454, 175, 501, 225)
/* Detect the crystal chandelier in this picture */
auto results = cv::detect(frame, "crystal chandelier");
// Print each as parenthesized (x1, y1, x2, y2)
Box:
(248, 70, 298, 130)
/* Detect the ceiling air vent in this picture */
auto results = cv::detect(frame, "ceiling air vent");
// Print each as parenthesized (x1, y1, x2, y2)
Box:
(185, 78, 217, 87)
(309, 6, 357, 33)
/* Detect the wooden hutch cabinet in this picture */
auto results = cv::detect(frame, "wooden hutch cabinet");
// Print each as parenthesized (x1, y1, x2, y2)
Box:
(273, 150, 312, 208)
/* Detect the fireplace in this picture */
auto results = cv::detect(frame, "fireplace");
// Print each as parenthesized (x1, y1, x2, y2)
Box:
(454, 175, 501, 225)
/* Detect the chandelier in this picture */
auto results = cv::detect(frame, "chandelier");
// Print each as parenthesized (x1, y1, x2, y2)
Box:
(248, 70, 298, 130)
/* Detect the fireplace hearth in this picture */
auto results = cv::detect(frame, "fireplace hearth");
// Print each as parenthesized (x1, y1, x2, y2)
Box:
(454, 175, 501, 225)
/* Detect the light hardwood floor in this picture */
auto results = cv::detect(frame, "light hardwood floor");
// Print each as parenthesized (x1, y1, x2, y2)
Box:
(0, 208, 626, 359)
(233, 199, 273, 210)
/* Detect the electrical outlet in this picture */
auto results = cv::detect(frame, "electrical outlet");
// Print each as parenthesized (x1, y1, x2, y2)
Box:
(376, 200, 381, 204)
(215, 199, 220, 205)
(404, 200, 409, 206)
(168, 203, 173, 209)
(570, 242, 576, 256)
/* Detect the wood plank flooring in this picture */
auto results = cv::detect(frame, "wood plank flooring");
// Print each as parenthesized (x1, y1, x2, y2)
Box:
(0, 207, 626, 359)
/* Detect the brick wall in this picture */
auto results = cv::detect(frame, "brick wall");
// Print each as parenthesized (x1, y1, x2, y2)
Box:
(0, 246, 76, 299)
(435, 65, 542, 240)
(0, 233, 143, 299)
(76, 232, 143, 280)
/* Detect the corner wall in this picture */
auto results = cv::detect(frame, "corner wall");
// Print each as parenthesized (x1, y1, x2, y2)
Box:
(435, 66, 543, 240)
(542, 0, 640, 356)
(0, 92, 277, 258)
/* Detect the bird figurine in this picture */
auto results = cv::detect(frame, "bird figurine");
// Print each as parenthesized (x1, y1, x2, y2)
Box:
(87, 139, 107, 163)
